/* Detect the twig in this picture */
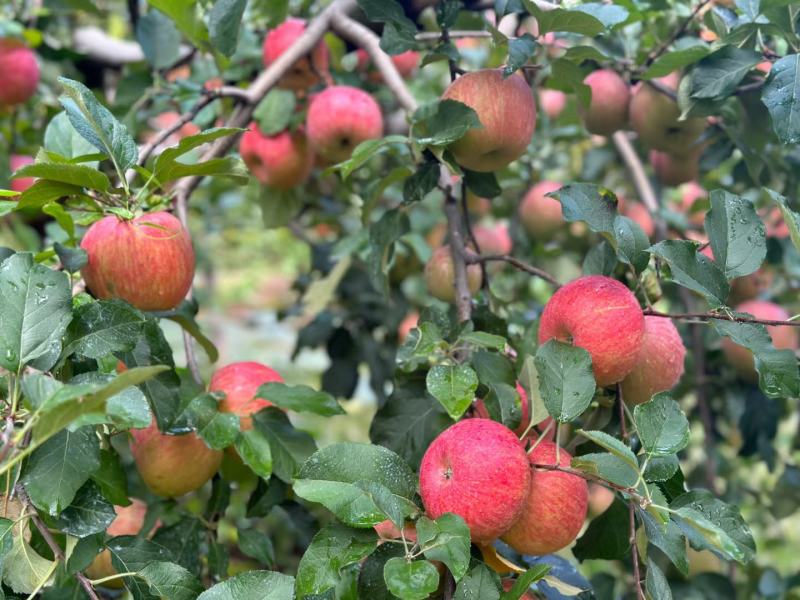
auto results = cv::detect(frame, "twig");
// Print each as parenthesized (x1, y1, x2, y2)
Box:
(642, 0, 714, 70)
(531, 463, 649, 506)
(644, 308, 800, 328)
(464, 251, 560, 286)
(629, 503, 645, 600)
(460, 186, 488, 291)
(415, 30, 492, 41)
(444, 192, 473, 323)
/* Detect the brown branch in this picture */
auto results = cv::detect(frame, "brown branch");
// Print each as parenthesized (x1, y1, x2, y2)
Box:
(629, 502, 645, 600)
(464, 251, 560, 286)
(444, 192, 474, 323)
(642, 0, 714, 70)
(415, 30, 492, 41)
(530, 463, 648, 506)
(644, 308, 800, 328)
(460, 186, 489, 291)
(617, 382, 629, 440)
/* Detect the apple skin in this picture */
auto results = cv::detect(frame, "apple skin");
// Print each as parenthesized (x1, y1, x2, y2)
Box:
(419, 418, 531, 545)
(424, 245, 482, 303)
(501, 579, 535, 599)
(519, 180, 564, 239)
(629, 73, 706, 154)
(587, 483, 615, 518)
(680, 182, 707, 226)
(539, 89, 567, 120)
(374, 519, 418, 542)
(650, 149, 699, 187)
(502, 441, 588, 555)
(398, 312, 419, 341)
(442, 69, 536, 172)
(0, 39, 39, 107)
(621, 316, 686, 405)
(239, 123, 314, 190)
(9, 154, 35, 193)
(472, 223, 512, 256)
(538, 275, 645, 387)
(80, 211, 195, 311)
(356, 49, 420, 79)
(623, 201, 655, 238)
(581, 69, 630, 136)
(262, 18, 330, 91)
(721, 300, 798, 380)
(209, 361, 284, 430)
(130, 420, 223, 498)
(306, 86, 383, 164)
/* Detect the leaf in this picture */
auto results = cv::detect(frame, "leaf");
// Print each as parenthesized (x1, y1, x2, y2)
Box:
(197, 570, 295, 600)
(55, 481, 116, 538)
(148, 0, 211, 51)
(459, 332, 506, 351)
(54, 243, 87, 273)
(415, 100, 482, 147)
(357, 0, 418, 55)
(384, 558, 440, 600)
(333, 135, 408, 180)
(138, 561, 204, 600)
(454, 563, 501, 600)
(426, 363, 479, 420)
(613, 215, 650, 273)
(14, 161, 110, 191)
(403, 156, 439, 204)
(463, 169, 501, 198)
(523, 2, 608, 35)
(91, 449, 129, 506)
(416, 514, 471, 581)
(772, 465, 800, 519)
(174, 393, 240, 450)
(648, 240, 729, 307)
(583, 241, 618, 276)
(108, 536, 172, 598)
(503, 34, 537, 77)
(761, 53, 800, 144)
(235, 428, 273, 479)
(44, 111, 98, 162)
(256, 382, 343, 416)
(689, 46, 762, 100)
(639, 508, 688, 576)
(765, 188, 800, 255)
(253, 408, 317, 482)
(482, 383, 524, 431)
(238, 527, 275, 567)
(572, 452, 639, 488)
(136, 8, 181, 69)
(499, 564, 550, 599)
(208, 0, 247, 57)
(534, 340, 596, 422)
(634, 393, 690, 457)
(369, 208, 410, 296)
(642, 44, 711, 79)
(573, 499, 630, 560)
(151, 299, 219, 363)
(579, 429, 639, 468)
(16, 179, 85, 210)
(2, 536, 56, 594)
(549, 183, 616, 233)
(704, 189, 766, 279)
(0, 252, 72, 372)
(66, 299, 147, 360)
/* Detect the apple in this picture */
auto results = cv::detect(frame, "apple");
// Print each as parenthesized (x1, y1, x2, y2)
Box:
(306, 86, 383, 164)
(9, 155, 35, 193)
(730, 268, 773, 304)
(0, 39, 39, 107)
(419, 418, 531, 544)
(618, 195, 655, 238)
(424, 245, 482, 303)
(262, 18, 330, 91)
(466, 190, 492, 217)
(356, 49, 420, 79)
(519, 180, 564, 239)
(147, 111, 200, 143)
(130, 420, 222, 497)
(239, 123, 314, 190)
(721, 300, 798, 380)
(501, 579, 535, 599)
(581, 69, 630, 136)
(621, 316, 686, 405)
(374, 519, 418, 542)
(679, 181, 707, 226)
(629, 73, 706, 154)
(587, 483, 615, 518)
(398, 312, 419, 341)
(539, 89, 567, 120)
(501, 441, 588, 555)
(80, 211, 195, 311)
(650, 149, 699, 187)
(538, 275, 646, 387)
(473, 382, 555, 440)
(209, 361, 284, 429)
(472, 223, 512, 256)
(763, 206, 790, 239)
(441, 69, 536, 172)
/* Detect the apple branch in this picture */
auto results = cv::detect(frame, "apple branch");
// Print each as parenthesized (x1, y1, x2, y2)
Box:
(644, 308, 800, 328)
(443, 190, 474, 323)
(629, 502, 645, 600)
(529, 463, 649, 506)
(464, 251, 561, 287)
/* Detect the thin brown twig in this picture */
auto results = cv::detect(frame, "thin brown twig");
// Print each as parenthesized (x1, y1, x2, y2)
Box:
(464, 251, 560, 286)
(443, 191, 474, 323)
(642, 0, 714, 70)
(460, 185, 489, 291)
(617, 382, 629, 440)
(644, 308, 800, 328)
(629, 502, 645, 600)
(531, 463, 648, 506)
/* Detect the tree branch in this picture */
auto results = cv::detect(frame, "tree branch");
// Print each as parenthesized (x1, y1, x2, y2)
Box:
(530, 463, 648, 506)
(464, 251, 560, 286)
(444, 191, 474, 323)
(629, 502, 645, 600)
(644, 308, 800, 328)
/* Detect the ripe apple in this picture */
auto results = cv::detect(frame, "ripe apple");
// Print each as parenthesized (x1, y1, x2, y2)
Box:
(621, 316, 686, 405)
(0, 39, 39, 107)
(650, 149, 699, 187)
(9, 155, 34, 193)
(629, 73, 705, 154)
(441, 69, 536, 172)
(538, 275, 645, 387)
(374, 519, 418, 542)
(502, 441, 588, 555)
(306, 86, 383, 164)
(539, 89, 567, 120)
(209, 361, 284, 429)
(419, 418, 531, 544)
(501, 579, 535, 599)
(618, 195, 655, 238)
(130, 420, 223, 497)
(519, 180, 564, 239)
(239, 123, 314, 190)
(679, 181, 707, 226)
(80, 211, 195, 311)
(581, 69, 630, 136)
(356, 49, 420, 80)
(472, 223, 512, 256)
(721, 300, 798, 380)
(763, 207, 790, 239)
(424, 245, 482, 303)
(146, 112, 201, 144)
(466, 191, 492, 216)
(262, 18, 330, 91)
(398, 312, 419, 341)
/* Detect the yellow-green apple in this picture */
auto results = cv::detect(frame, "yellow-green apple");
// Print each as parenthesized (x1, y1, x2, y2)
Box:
(587, 483, 615, 518)
(398, 312, 419, 341)
(80, 211, 195, 311)
(679, 181, 707, 226)
(538, 275, 645, 387)
(262, 18, 330, 91)
(424, 245, 482, 303)
(9, 155, 34, 193)
(239, 123, 313, 190)
(442, 69, 536, 172)
(621, 316, 686, 405)
(306, 86, 383, 164)
(419, 418, 531, 544)
(629, 73, 705, 154)
(519, 180, 563, 238)
(209, 361, 284, 430)
(539, 89, 567, 120)
(502, 441, 588, 555)
(581, 69, 630, 136)
(0, 39, 39, 107)
(721, 300, 798, 380)
(130, 420, 222, 497)
(650, 149, 699, 187)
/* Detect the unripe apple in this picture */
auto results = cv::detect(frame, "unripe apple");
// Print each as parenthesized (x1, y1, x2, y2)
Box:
(621, 316, 686, 405)
(80, 211, 195, 311)
(0, 39, 39, 107)
(239, 123, 314, 190)
(629, 73, 705, 154)
(419, 418, 531, 544)
(472, 223, 512, 256)
(209, 361, 284, 430)
(262, 18, 330, 91)
(398, 312, 419, 341)
(721, 300, 798, 380)
(130, 420, 222, 497)
(519, 180, 563, 239)
(441, 69, 536, 172)
(539, 89, 567, 120)
(424, 245, 482, 303)
(581, 69, 630, 136)
(502, 441, 588, 555)
(679, 181, 707, 226)
(306, 86, 383, 164)
(538, 275, 645, 387)
(9, 155, 35, 193)
(650, 149, 699, 187)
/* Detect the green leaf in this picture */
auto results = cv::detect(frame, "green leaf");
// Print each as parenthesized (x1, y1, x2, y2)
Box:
(55, 481, 115, 538)
(573, 499, 629, 560)
(463, 169, 501, 198)
(148, 0, 211, 51)
(90, 449, 129, 506)
(151, 299, 219, 363)
(175, 393, 240, 450)
(384, 557, 440, 600)
(208, 0, 246, 57)
(108, 536, 171, 598)
(198, 571, 295, 600)
(550, 183, 616, 233)
(237, 527, 275, 567)
(534, 339, 596, 422)
(66, 299, 147, 360)
(16, 179, 85, 210)
(762, 54, 800, 144)
(2, 536, 56, 595)
(53, 243, 87, 272)
(648, 240, 729, 307)
(499, 564, 550, 599)
(765, 188, 800, 255)
(503, 34, 537, 77)
(572, 452, 639, 488)
(689, 46, 762, 100)
(252, 89, 297, 136)
(14, 161, 110, 191)
(613, 215, 650, 273)
(639, 508, 688, 576)
(643, 454, 680, 482)
(523, 2, 608, 35)
(44, 111, 99, 162)
(634, 393, 690, 457)
(253, 408, 317, 482)
(357, 0, 418, 55)
(549, 58, 591, 106)
(403, 156, 440, 204)
(426, 363, 479, 420)
(416, 514, 471, 581)
(256, 382, 343, 416)
(704, 189, 766, 279)
(579, 429, 639, 468)
(136, 8, 181, 69)
(369, 208, 410, 296)
(459, 332, 506, 351)
(583, 241, 618, 276)
(138, 561, 204, 600)
(152, 128, 247, 184)
(415, 100, 482, 147)
(235, 428, 273, 479)
(454, 563, 501, 600)
(481, 383, 523, 431)
(333, 135, 408, 180)
(642, 44, 711, 79)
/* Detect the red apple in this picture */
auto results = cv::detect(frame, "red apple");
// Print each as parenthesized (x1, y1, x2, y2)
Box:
(209, 361, 284, 429)
(679, 182, 707, 226)
(356, 49, 420, 79)
(621, 316, 686, 405)
(730, 268, 773, 304)
(538, 275, 645, 387)
(239, 123, 314, 190)
(9, 154, 34, 193)
(424, 245, 482, 303)
(374, 519, 418, 542)
(519, 180, 563, 239)
(0, 39, 39, 107)
(501, 441, 588, 555)
(539, 89, 568, 120)
(419, 418, 531, 544)
(398, 312, 419, 341)
(472, 223, 512, 256)
(441, 69, 536, 172)
(262, 18, 330, 91)
(623, 201, 655, 238)
(80, 211, 195, 311)
(763, 207, 790, 239)
(581, 69, 630, 136)
(650, 149, 699, 187)
(306, 86, 383, 164)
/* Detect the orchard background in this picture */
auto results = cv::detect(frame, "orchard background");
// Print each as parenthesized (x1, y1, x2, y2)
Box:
(1, 0, 799, 598)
